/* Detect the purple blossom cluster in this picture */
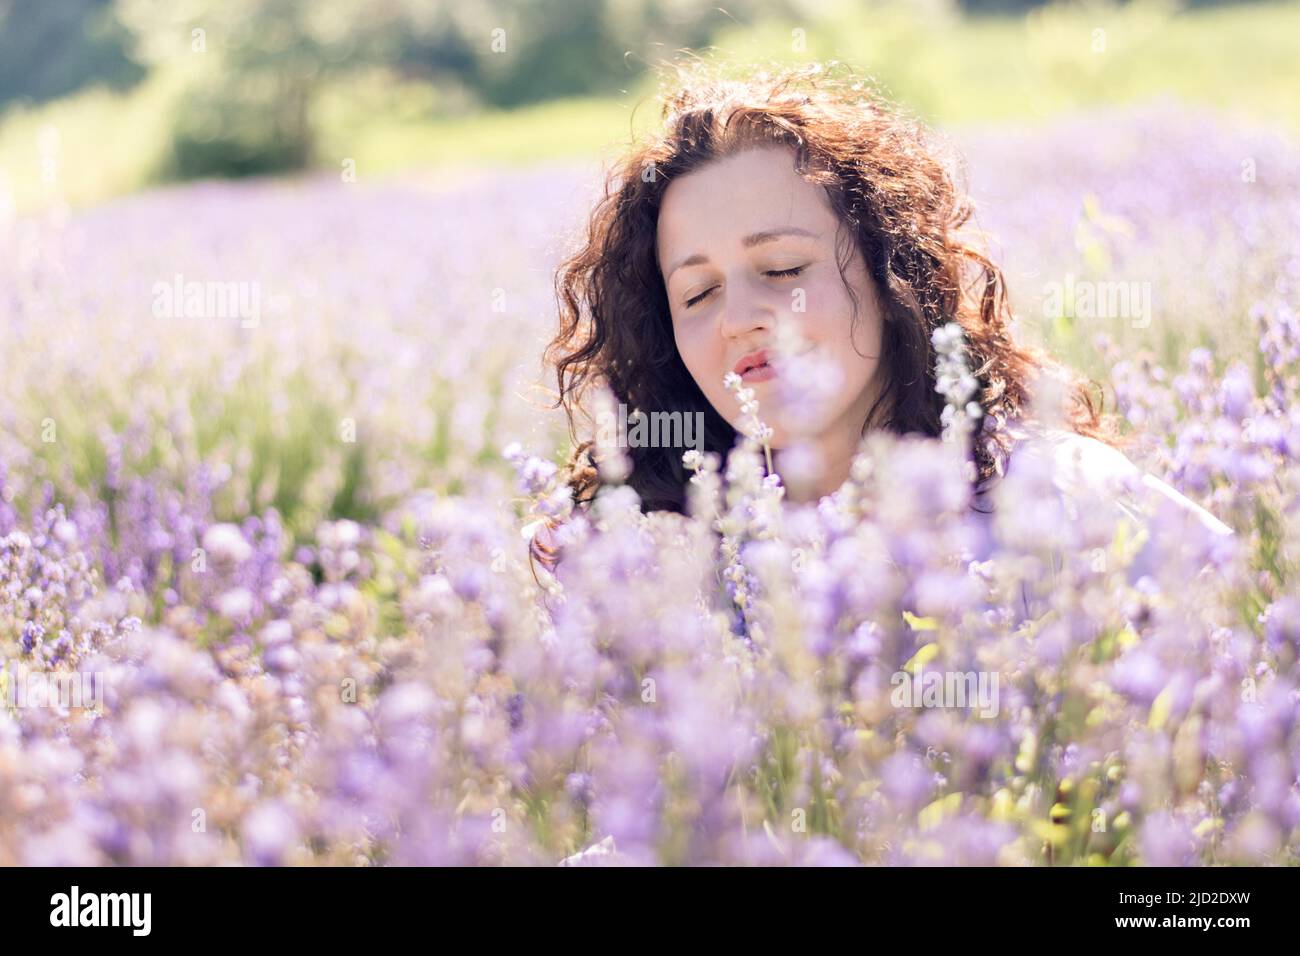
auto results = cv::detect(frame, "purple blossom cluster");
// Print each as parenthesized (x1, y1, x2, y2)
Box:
(0, 106, 1297, 865)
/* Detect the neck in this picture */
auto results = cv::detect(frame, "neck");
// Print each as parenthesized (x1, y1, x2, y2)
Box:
(774, 429, 861, 504)
(769, 377, 891, 505)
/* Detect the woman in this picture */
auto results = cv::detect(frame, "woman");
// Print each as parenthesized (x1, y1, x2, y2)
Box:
(533, 62, 1229, 575)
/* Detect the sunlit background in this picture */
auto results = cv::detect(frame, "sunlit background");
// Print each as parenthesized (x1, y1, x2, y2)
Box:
(1, 1, 1298, 866)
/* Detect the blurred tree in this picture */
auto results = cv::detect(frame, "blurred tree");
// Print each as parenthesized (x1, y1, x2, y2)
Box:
(114, 0, 424, 178)
(0, 0, 1261, 118)
(110, 0, 806, 176)
(958, 0, 1052, 10)
(0, 0, 144, 107)
(77, 0, 1261, 182)
(393, 0, 802, 108)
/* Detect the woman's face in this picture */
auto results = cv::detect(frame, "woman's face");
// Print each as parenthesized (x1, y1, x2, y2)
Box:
(656, 145, 887, 452)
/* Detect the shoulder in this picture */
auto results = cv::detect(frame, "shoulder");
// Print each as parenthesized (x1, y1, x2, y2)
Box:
(1003, 424, 1232, 537)
(1006, 426, 1141, 492)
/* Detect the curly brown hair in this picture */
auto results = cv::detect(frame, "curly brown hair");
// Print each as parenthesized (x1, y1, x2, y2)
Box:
(533, 61, 1113, 572)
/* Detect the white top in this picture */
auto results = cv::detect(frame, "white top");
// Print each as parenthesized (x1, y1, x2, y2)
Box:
(996, 423, 1232, 538)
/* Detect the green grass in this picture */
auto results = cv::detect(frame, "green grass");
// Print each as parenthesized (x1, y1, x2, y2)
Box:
(315, 87, 661, 174)
(708, 0, 1300, 128)
(0, 63, 191, 215)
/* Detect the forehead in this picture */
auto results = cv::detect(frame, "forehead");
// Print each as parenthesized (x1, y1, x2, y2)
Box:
(656, 146, 836, 261)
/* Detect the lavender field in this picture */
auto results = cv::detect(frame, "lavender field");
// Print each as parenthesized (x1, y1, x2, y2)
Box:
(1, 103, 1298, 866)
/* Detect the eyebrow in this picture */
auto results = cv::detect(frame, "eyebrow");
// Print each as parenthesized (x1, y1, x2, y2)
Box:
(663, 227, 820, 281)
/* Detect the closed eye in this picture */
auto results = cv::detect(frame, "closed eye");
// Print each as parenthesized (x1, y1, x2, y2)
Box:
(685, 287, 716, 308)
(683, 266, 805, 308)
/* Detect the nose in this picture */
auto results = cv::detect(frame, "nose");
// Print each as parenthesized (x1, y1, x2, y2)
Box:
(717, 274, 774, 342)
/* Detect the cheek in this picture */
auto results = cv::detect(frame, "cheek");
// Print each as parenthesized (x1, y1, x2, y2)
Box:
(835, 266, 885, 357)
(674, 323, 727, 398)
(799, 272, 866, 347)
(811, 269, 885, 384)
(850, 307, 884, 361)
(673, 323, 748, 430)
(672, 321, 703, 377)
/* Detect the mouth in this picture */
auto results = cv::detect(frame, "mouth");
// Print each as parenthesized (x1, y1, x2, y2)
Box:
(733, 349, 776, 383)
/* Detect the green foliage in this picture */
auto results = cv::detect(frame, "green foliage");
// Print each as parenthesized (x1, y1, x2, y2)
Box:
(1, 0, 1298, 209)
(0, 0, 144, 107)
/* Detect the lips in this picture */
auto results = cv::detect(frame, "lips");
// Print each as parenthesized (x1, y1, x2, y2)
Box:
(733, 349, 773, 379)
